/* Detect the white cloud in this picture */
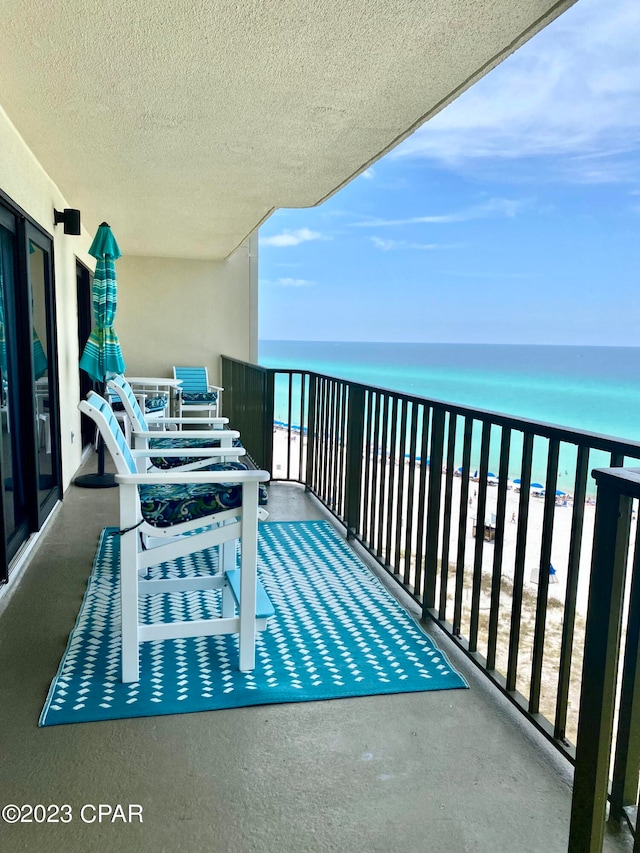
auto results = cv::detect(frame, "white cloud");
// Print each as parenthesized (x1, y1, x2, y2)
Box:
(361, 168, 375, 179)
(276, 278, 315, 287)
(370, 237, 458, 251)
(259, 227, 322, 247)
(354, 197, 527, 227)
(258, 276, 315, 287)
(393, 0, 640, 180)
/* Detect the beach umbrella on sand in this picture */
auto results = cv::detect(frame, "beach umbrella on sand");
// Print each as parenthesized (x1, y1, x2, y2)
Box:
(555, 489, 567, 497)
(76, 223, 125, 489)
(530, 482, 545, 490)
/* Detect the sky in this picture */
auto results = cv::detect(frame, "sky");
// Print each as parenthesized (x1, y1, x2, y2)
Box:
(257, 0, 640, 347)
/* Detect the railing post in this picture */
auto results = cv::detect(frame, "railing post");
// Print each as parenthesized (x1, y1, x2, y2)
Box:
(610, 524, 640, 824)
(304, 374, 317, 490)
(263, 369, 274, 475)
(423, 407, 445, 615)
(568, 470, 632, 853)
(344, 384, 365, 540)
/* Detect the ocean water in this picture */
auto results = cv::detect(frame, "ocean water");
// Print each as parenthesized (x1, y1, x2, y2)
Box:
(258, 340, 640, 489)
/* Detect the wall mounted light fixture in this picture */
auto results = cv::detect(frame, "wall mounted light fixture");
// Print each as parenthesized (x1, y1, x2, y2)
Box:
(53, 208, 81, 235)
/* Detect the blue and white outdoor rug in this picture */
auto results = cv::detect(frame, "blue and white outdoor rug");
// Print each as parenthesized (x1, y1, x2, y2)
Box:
(40, 520, 467, 726)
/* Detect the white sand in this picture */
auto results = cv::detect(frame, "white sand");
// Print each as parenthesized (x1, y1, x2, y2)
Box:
(269, 426, 633, 619)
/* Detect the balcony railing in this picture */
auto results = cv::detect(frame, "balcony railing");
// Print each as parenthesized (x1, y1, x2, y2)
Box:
(222, 355, 640, 852)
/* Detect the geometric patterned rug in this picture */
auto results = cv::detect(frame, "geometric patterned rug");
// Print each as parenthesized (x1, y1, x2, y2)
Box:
(40, 520, 467, 726)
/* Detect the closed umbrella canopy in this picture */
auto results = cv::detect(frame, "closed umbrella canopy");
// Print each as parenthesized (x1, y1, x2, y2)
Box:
(79, 223, 125, 383)
(32, 328, 47, 379)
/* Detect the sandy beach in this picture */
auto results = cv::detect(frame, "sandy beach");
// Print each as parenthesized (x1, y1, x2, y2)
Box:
(270, 425, 606, 618)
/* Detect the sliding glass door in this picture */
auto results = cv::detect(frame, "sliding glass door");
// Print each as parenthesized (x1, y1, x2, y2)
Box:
(0, 200, 61, 579)
(27, 224, 61, 524)
(0, 207, 29, 569)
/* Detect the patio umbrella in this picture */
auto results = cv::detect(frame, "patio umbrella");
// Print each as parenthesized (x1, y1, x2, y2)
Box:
(32, 328, 47, 379)
(76, 223, 125, 488)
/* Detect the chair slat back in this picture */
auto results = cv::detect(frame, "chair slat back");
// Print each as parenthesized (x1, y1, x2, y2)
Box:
(79, 391, 137, 475)
(107, 375, 149, 432)
(173, 366, 208, 394)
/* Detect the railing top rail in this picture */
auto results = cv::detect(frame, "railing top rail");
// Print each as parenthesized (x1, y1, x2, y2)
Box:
(592, 466, 640, 497)
(225, 356, 640, 459)
(221, 356, 271, 375)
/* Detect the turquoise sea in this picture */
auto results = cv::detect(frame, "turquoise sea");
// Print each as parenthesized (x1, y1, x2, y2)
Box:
(259, 341, 640, 490)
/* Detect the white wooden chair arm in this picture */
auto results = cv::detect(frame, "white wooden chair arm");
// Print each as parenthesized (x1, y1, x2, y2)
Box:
(132, 428, 240, 440)
(129, 447, 245, 459)
(152, 416, 229, 426)
(116, 469, 269, 486)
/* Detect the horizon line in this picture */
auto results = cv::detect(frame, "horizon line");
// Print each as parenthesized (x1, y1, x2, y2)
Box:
(258, 339, 640, 349)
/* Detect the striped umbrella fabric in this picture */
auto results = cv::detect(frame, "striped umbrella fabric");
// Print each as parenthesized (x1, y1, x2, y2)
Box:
(32, 328, 47, 379)
(79, 223, 125, 383)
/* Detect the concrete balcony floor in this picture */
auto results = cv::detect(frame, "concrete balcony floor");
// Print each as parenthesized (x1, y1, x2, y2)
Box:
(0, 459, 634, 852)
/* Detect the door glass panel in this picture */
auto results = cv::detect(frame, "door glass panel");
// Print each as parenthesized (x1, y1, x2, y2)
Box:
(29, 241, 55, 507)
(0, 221, 27, 554)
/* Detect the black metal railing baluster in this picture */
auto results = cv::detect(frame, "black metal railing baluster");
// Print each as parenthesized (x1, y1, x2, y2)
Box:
(305, 374, 317, 490)
(377, 394, 389, 558)
(331, 380, 340, 514)
(487, 427, 511, 672)
(507, 432, 534, 694)
(403, 402, 419, 587)
(362, 390, 374, 546)
(367, 394, 381, 547)
(286, 372, 293, 479)
(326, 379, 335, 507)
(438, 413, 457, 621)
(339, 381, 349, 518)
(414, 406, 430, 602)
(454, 417, 473, 637)
(394, 399, 409, 576)
(385, 397, 399, 570)
(555, 444, 589, 743)
(345, 384, 365, 539)
(529, 438, 560, 715)
(319, 378, 329, 502)
(469, 421, 491, 653)
(299, 373, 308, 480)
(423, 407, 445, 616)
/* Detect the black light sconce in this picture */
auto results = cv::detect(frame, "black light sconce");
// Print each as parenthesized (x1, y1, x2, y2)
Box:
(53, 208, 81, 235)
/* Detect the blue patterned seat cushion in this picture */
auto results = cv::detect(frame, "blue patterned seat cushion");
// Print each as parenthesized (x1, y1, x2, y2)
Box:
(181, 391, 218, 404)
(144, 394, 168, 412)
(148, 434, 243, 470)
(138, 461, 268, 528)
(111, 395, 167, 414)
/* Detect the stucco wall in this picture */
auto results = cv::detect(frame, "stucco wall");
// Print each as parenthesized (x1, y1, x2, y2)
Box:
(0, 105, 94, 490)
(0, 104, 258, 492)
(115, 235, 258, 387)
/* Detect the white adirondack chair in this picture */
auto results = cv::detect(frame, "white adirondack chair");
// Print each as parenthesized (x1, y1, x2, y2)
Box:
(173, 366, 223, 418)
(107, 374, 243, 473)
(79, 391, 272, 684)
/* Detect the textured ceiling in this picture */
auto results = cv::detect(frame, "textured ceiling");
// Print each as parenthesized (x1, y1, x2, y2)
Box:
(1, 0, 575, 259)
